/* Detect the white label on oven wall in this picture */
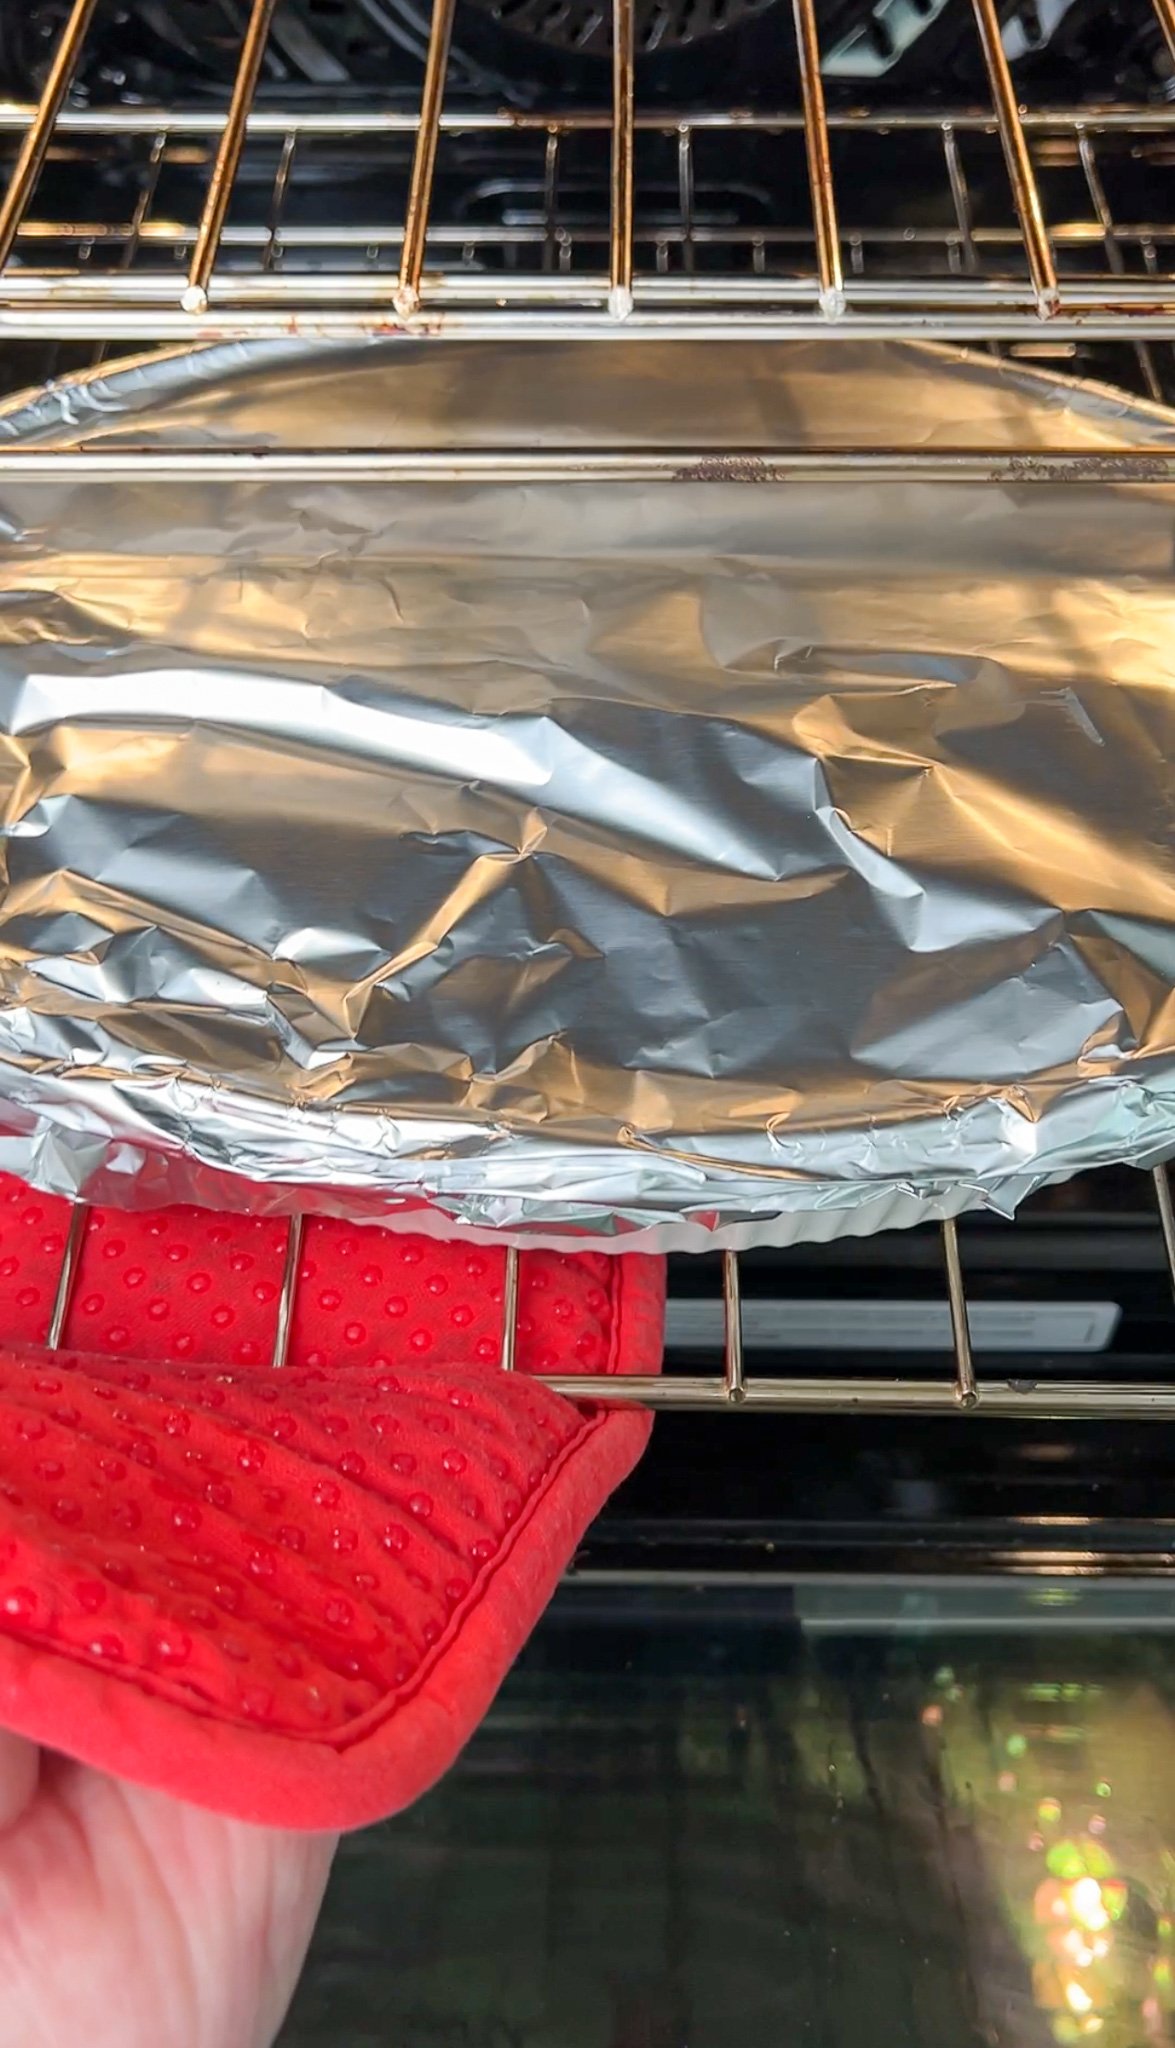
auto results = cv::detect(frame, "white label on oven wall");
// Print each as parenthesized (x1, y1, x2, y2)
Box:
(664, 1298, 1121, 1354)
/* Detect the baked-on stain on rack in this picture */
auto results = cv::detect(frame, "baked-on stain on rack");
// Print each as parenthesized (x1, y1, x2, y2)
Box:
(35, 1168, 1175, 1418)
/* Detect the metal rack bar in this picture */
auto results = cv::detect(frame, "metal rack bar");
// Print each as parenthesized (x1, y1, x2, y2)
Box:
(270, 1212, 303, 1369)
(13, 218, 1169, 262)
(942, 1218, 977, 1408)
(111, 132, 170, 276)
(677, 126, 695, 275)
(46, 1201, 87, 1350)
(722, 1251, 745, 1403)
(9, 310, 1175, 343)
(183, 0, 280, 313)
(1153, 0, 1175, 68)
(609, 0, 636, 318)
(499, 1246, 519, 1373)
(542, 128, 561, 274)
(1077, 128, 1163, 405)
(8, 237, 1166, 282)
(1, 246, 1171, 298)
(88, 129, 170, 370)
(0, 0, 98, 276)
(396, 0, 458, 316)
(3, 104, 1175, 140)
(791, 0, 843, 315)
(530, 1376, 1175, 1415)
(0, 447, 1170, 482)
(263, 131, 298, 273)
(1153, 1166, 1175, 1303)
(969, 0, 1057, 312)
(942, 122, 979, 276)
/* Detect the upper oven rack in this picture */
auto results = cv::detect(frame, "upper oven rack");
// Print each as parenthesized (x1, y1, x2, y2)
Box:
(2, 0, 1175, 348)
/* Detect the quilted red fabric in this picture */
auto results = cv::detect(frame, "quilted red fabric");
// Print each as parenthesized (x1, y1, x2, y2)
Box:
(0, 1178, 664, 1829)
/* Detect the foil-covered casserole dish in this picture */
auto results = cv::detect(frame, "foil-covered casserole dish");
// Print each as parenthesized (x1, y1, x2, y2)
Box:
(0, 337, 1172, 1251)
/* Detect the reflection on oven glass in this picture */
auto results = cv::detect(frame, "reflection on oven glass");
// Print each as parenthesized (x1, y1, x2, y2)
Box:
(280, 1597, 1175, 2047)
(924, 1660, 1175, 2047)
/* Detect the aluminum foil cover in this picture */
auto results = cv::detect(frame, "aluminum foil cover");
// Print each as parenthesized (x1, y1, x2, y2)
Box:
(0, 336, 1173, 1251)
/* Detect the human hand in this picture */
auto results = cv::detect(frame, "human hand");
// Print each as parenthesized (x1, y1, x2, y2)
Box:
(0, 1731, 337, 2048)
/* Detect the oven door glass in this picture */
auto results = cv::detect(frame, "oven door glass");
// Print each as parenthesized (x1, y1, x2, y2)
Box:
(281, 1574, 1175, 2047)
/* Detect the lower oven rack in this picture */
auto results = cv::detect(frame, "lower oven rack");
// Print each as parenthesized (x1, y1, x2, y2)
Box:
(28, 1168, 1175, 1417)
(2, 0, 1175, 373)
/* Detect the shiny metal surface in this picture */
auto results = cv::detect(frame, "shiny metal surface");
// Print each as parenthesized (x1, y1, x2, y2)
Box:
(2, 448, 1175, 481)
(722, 1251, 745, 1403)
(44, 1198, 86, 1352)
(270, 1211, 303, 1369)
(0, 0, 99, 277)
(0, 0, 1173, 340)
(969, 0, 1057, 314)
(942, 1217, 977, 1410)
(608, 0, 635, 320)
(1, 337, 1174, 1252)
(182, 0, 282, 316)
(394, 0, 456, 318)
(1154, 0, 1175, 66)
(499, 1245, 520, 1374)
(791, 0, 842, 318)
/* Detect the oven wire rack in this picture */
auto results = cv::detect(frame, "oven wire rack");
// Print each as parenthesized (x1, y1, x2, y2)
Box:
(2, 0, 1175, 349)
(30, 1167, 1175, 1417)
(3, 3, 1175, 1419)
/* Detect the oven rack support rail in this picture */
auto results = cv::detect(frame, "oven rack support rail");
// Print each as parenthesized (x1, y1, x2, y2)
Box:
(32, 1165, 1175, 1418)
(1, 0, 1175, 345)
(0, 447, 1173, 481)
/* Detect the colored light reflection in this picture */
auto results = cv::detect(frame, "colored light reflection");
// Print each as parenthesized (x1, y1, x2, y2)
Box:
(1071, 1878, 1110, 1933)
(919, 1664, 1175, 2047)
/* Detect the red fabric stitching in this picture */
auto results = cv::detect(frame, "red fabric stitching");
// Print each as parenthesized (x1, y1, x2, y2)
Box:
(0, 1174, 665, 1825)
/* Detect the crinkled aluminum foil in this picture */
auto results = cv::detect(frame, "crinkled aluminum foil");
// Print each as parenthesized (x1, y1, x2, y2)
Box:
(0, 336, 1173, 1250)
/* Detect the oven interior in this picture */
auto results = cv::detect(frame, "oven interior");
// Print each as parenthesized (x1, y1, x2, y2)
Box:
(3, 0, 1175, 1537)
(6, 10, 1175, 2042)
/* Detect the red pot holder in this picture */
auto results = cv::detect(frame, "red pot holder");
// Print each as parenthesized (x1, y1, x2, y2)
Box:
(0, 1178, 664, 1830)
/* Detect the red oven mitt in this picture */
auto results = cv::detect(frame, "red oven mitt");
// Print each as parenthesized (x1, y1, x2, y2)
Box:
(0, 1180, 664, 1829)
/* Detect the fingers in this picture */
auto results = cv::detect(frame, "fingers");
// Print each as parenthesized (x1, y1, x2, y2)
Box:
(0, 1731, 38, 1833)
